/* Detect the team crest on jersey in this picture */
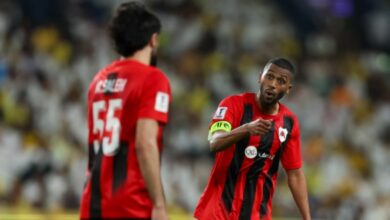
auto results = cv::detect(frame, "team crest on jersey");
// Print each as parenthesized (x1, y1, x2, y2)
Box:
(213, 107, 227, 119)
(278, 127, 288, 143)
(245, 146, 257, 159)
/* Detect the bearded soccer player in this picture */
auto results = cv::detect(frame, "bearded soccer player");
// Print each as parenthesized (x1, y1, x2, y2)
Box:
(80, 2, 170, 220)
(194, 58, 311, 220)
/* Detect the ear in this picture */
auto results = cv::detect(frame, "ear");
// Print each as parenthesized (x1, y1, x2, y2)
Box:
(258, 72, 263, 84)
(149, 33, 159, 48)
(286, 84, 292, 95)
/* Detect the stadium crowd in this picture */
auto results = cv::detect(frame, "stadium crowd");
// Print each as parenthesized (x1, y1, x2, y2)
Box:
(0, 0, 388, 219)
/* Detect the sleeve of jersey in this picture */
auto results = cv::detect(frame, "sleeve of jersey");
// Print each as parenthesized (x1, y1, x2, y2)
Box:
(208, 96, 238, 140)
(138, 71, 171, 124)
(281, 116, 303, 170)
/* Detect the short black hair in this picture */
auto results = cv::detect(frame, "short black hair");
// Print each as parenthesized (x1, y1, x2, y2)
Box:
(109, 1, 161, 57)
(264, 57, 295, 75)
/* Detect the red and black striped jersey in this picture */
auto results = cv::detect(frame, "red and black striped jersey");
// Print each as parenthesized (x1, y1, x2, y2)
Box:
(194, 93, 302, 220)
(80, 59, 171, 219)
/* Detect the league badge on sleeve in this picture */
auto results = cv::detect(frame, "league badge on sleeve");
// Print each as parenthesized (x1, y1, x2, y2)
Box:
(213, 107, 228, 119)
(155, 92, 169, 113)
(278, 127, 288, 143)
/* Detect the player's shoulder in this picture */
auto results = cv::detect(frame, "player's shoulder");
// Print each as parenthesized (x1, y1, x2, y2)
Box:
(145, 66, 169, 81)
(110, 59, 166, 77)
(220, 92, 254, 104)
(88, 60, 121, 93)
(279, 103, 299, 122)
(90, 60, 117, 81)
(88, 69, 105, 92)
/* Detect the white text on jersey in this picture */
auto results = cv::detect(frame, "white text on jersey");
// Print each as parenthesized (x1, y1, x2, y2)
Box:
(95, 78, 127, 93)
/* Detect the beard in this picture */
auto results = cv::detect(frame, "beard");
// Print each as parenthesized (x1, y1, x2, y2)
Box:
(260, 87, 285, 107)
(260, 93, 279, 106)
(150, 50, 158, 67)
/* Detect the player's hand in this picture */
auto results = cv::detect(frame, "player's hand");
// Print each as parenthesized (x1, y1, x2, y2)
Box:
(245, 118, 272, 136)
(152, 206, 169, 220)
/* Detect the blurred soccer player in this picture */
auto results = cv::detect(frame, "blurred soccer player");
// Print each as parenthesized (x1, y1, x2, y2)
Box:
(80, 2, 170, 220)
(194, 58, 311, 220)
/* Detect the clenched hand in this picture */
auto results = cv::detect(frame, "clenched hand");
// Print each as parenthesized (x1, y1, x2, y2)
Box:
(245, 118, 272, 136)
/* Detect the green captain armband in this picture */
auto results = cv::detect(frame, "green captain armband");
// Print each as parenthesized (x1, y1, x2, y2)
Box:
(208, 121, 232, 141)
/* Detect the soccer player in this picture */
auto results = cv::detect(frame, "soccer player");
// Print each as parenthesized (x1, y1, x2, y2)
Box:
(80, 2, 170, 220)
(194, 58, 311, 220)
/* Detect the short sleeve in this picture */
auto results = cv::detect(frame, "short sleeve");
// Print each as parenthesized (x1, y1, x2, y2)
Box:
(138, 71, 171, 124)
(281, 116, 302, 170)
(208, 96, 241, 137)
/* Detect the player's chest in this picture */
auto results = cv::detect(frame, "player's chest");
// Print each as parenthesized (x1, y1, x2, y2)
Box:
(245, 116, 289, 155)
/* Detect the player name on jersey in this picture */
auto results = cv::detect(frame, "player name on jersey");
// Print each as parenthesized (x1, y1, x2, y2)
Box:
(95, 78, 128, 93)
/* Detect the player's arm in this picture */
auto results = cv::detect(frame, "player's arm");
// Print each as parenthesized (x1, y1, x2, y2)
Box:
(282, 117, 310, 219)
(286, 168, 311, 220)
(135, 119, 166, 213)
(209, 118, 272, 152)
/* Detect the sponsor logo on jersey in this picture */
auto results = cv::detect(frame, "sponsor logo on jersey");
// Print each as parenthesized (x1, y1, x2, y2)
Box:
(245, 146, 275, 160)
(155, 92, 169, 113)
(213, 107, 228, 119)
(245, 146, 258, 159)
(258, 152, 275, 160)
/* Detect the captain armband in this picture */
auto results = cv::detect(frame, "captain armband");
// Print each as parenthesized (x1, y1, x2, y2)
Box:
(208, 121, 232, 141)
